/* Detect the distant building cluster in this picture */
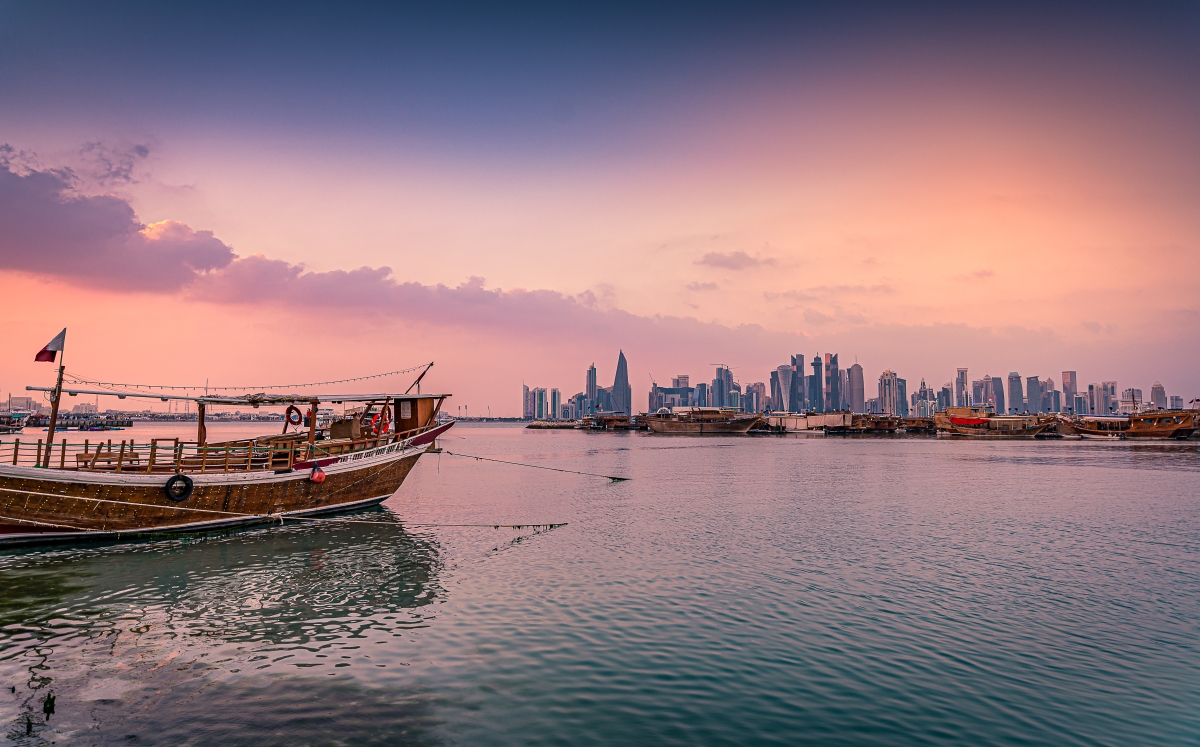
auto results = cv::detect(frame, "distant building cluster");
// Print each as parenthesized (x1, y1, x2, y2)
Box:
(522, 352, 1194, 419)
(769, 354, 862, 414)
(524, 351, 632, 420)
(0, 395, 45, 414)
(648, 370, 767, 414)
(941, 371, 1186, 415)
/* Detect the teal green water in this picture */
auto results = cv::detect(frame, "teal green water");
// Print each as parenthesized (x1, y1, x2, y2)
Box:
(1, 424, 1198, 745)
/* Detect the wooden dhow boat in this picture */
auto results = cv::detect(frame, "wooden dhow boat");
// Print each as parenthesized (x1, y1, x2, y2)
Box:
(0, 413, 26, 435)
(1063, 411, 1197, 440)
(935, 406, 1057, 438)
(0, 357, 452, 547)
(644, 407, 761, 434)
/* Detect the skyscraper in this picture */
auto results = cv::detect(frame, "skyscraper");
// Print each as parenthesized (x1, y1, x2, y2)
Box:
(848, 363, 865, 413)
(1099, 381, 1117, 413)
(971, 379, 986, 406)
(839, 369, 849, 410)
(522, 384, 532, 418)
(1073, 393, 1089, 414)
(772, 366, 795, 412)
(1007, 373, 1023, 414)
(612, 351, 631, 416)
(990, 376, 1006, 414)
(1062, 371, 1078, 408)
(878, 370, 900, 415)
(712, 366, 734, 408)
(806, 356, 822, 412)
(825, 353, 840, 412)
(550, 388, 561, 420)
(1150, 382, 1166, 410)
(896, 377, 908, 417)
(746, 382, 767, 413)
(789, 355, 805, 412)
(937, 383, 952, 411)
(586, 364, 597, 402)
(955, 368, 969, 407)
(1025, 376, 1042, 413)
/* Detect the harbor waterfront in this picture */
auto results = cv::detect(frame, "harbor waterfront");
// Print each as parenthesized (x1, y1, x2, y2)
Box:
(1, 422, 1197, 745)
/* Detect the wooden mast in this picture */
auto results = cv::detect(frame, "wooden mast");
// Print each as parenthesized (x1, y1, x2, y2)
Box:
(196, 402, 207, 447)
(42, 354, 66, 468)
(306, 399, 319, 457)
(405, 362, 433, 395)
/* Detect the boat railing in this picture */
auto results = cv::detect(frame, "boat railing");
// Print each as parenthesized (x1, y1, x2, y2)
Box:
(0, 421, 443, 473)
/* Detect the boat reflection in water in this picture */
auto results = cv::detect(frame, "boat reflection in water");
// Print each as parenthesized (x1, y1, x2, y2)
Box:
(0, 509, 444, 744)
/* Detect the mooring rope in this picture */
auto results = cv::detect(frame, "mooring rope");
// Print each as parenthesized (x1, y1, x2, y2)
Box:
(0, 488, 564, 533)
(0, 513, 97, 531)
(280, 516, 567, 530)
(442, 451, 629, 482)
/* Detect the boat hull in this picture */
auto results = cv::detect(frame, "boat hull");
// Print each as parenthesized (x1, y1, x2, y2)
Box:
(0, 439, 434, 547)
(935, 409, 1057, 438)
(1064, 411, 1196, 440)
(646, 416, 759, 434)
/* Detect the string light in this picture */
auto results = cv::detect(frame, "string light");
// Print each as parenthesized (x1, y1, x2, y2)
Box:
(60, 364, 432, 394)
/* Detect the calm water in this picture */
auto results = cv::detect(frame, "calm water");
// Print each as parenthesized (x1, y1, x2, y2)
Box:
(1, 423, 1198, 745)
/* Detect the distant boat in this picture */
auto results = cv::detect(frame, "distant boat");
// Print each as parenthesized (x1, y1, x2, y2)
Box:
(644, 407, 761, 435)
(0, 412, 26, 435)
(935, 406, 1058, 438)
(1064, 411, 1196, 440)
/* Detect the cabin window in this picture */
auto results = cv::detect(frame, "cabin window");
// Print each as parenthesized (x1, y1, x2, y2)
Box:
(401, 401, 412, 420)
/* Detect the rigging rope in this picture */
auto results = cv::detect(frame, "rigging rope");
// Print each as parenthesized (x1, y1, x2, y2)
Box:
(61, 363, 433, 393)
(442, 450, 629, 482)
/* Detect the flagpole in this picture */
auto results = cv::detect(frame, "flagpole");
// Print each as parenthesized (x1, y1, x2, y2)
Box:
(43, 349, 65, 468)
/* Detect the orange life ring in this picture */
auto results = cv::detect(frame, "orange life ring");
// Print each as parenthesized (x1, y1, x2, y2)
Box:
(363, 407, 392, 436)
(285, 405, 304, 428)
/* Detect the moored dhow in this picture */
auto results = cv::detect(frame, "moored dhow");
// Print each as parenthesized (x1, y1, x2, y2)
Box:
(645, 407, 761, 434)
(1062, 411, 1197, 440)
(935, 406, 1057, 438)
(0, 351, 452, 546)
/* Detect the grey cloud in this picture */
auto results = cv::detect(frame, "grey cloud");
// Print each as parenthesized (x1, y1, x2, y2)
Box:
(686, 281, 719, 291)
(79, 141, 151, 185)
(0, 159, 234, 290)
(695, 251, 775, 270)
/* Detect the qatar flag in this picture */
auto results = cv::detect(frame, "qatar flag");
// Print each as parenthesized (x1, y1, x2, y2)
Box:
(35, 328, 66, 362)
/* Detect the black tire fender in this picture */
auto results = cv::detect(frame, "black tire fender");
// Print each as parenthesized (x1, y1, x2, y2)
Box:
(164, 474, 194, 502)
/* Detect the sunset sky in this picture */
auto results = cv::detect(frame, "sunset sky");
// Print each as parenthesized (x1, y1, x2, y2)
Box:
(2, 3, 1198, 414)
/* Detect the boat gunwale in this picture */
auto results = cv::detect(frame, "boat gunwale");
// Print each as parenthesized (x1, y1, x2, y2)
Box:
(0, 420, 454, 486)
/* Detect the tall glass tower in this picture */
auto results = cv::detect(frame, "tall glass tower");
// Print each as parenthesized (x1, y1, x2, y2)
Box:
(612, 351, 631, 416)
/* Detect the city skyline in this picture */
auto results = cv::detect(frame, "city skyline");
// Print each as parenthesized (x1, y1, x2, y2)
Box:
(513, 350, 1193, 419)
